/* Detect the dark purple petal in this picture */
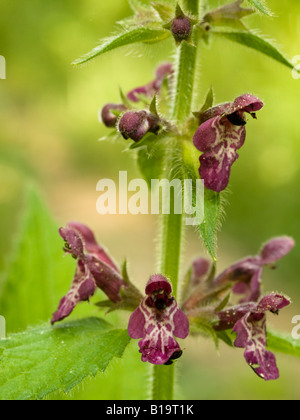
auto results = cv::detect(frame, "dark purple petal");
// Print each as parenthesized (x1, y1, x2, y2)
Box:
(232, 94, 264, 114)
(51, 261, 96, 325)
(257, 293, 291, 313)
(198, 102, 232, 125)
(193, 117, 222, 152)
(199, 141, 240, 192)
(214, 257, 262, 303)
(191, 257, 211, 287)
(59, 227, 84, 259)
(86, 255, 124, 303)
(67, 222, 119, 271)
(259, 236, 295, 265)
(139, 334, 181, 365)
(101, 103, 127, 127)
(215, 302, 257, 331)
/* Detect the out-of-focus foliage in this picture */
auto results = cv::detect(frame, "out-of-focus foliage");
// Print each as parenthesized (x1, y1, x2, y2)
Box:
(0, 0, 300, 399)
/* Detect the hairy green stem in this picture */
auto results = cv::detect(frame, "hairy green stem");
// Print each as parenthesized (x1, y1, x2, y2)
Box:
(151, 0, 200, 400)
(171, 41, 198, 127)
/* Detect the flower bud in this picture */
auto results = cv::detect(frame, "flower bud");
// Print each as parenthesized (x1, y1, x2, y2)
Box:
(101, 103, 127, 128)
(118, 110, 160, 142)
(171, 16, 192, 42)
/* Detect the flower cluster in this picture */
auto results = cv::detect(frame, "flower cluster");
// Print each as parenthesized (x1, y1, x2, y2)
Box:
(51, 222, 124, 324)
(101, 61, 263, 193)
(182, 236, 294, 380)
(100, 62, 173, 142)
(52, 222, 294, 379)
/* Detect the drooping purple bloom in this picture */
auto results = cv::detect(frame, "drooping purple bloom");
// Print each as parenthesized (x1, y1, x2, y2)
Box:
(193, 94, 264, 192)
(215, 293, 291, 380)
(128, 275, 189, 365)
(101, 103, 127, 128)
(51, 222, 124, 324)
(214, 236, 294, 303)
(127, 62, 173, 102)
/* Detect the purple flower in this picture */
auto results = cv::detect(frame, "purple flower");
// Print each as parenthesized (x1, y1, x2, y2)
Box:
(128, 274, 189, 365)
(215, 293, 291, 380)
(51, 222, 124, 324)
(127, 62, 173, 103)
(214, 236, 295, 303)
(118, 110, 160, 142)
(193, 94, 264, 192)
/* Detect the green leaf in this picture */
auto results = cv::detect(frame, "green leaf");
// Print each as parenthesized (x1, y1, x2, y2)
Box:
(0, 185, 75, 333)
(181, 140, 223, 261)
(137, 138, 166, 186)
(246, 0, 273, 16)
(0, 317, 131, 400)
(73, 27, 170, 65)
(198, 189, 223, 261)
(182, 0, 199, 17)
(213, 30, 294, 70)
(216, 330, 235, 347)
(199, 86, 214, 114)
(267, 330, 300, 358)
(152, 3, 174, 22)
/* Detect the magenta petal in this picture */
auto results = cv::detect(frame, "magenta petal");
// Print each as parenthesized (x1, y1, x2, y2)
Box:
(127, 84, 153, 102)
(257, 293, 291, 313)
(191, 257, 211, 287)
(128, 306, 146, 339)
(145, 274, 172, 295)
(51, 262, 96, 325)
(215, 302, 257, 331)
(199, 143, 239, 192)
(193, 117, 222, 152)
(67, 222, 119, 271)
(155, 62, 173, 81)
(86, 255, 123, 303)
(59, 227, 84, 259)
(233, 314, 279, 380)
(259, 236, 295, 265)
(139, 334, 181, 365)
(172, 308, 189, 339)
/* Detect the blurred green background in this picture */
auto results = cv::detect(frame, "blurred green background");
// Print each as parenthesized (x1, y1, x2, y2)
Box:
(0, 0, 299, 400)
